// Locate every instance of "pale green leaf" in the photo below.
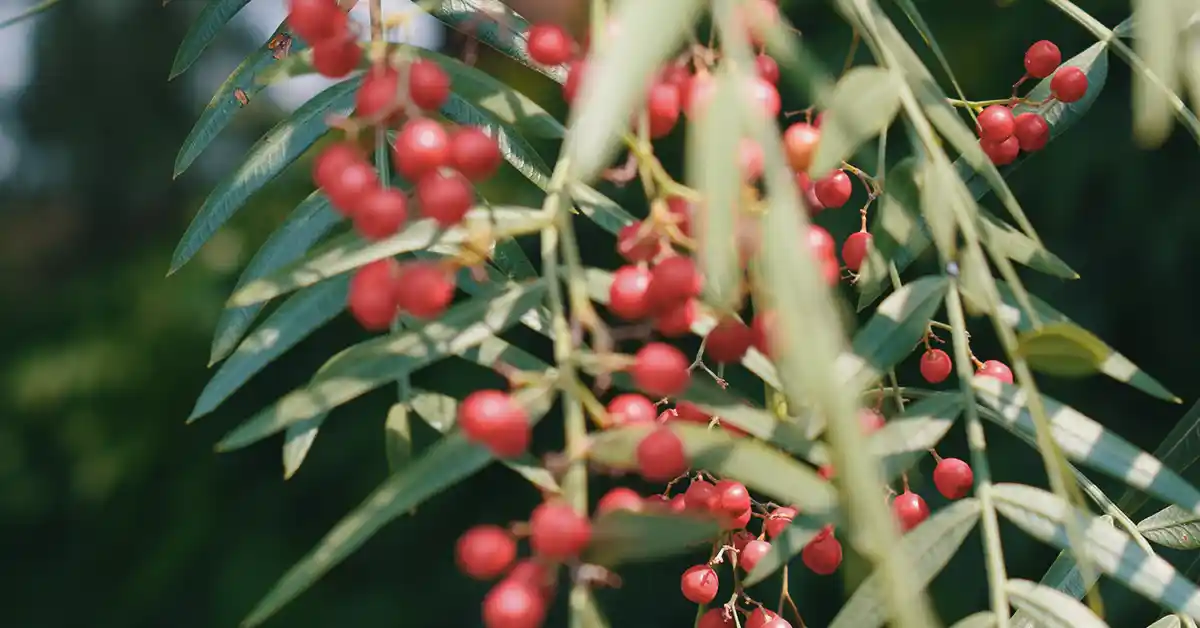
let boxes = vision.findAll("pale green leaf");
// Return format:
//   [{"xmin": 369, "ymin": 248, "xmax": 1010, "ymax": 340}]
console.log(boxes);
[
  {"xmin": 811, "ymin": 66, "xmax": 903, "ymax": 175},
  {"xmin": 689, "ymin": 68, "xmax": 743, "ymax": 313},
  {"xmin": 1015, "ymin": 323, "xmax": 1111, "ymax": 378},
  {"xmin": 917, "ymin": 159, "xmax": 959, "ymax": 264},
  {"xmin": 0, "ymin": 0, "xmax": 62, "ymax": 32},
  {"xmin": 384, "ymin": 403, "xmax": 413, "ymax": 474},
  {"xmin": 1005, "ymin": 579, "xmax": 1110, "ymax": 628},
  {"xmin": 282, "ymin": 413, "xmax": 325, "ymax": 480},
  {"xmin": 1147, "ymin": 616, "xmax": 1183, "ymax": 628},
  {"xmin": 841, "ymin": 275, "xmax": 949, "ymax": 390},
  {"xmin": 572, "ymin": 587, "xmax": 611, "ymax": 628},
  {"xmin": 975, "ymin": 209, "xmax": 1078, "ymax": 280},
  {"xmin": 740, "ymin": 517, "xmax": 824, "ymax": 586},
  {"xmin": 585, "ymin": 511, "xmax": 722, "ymax": 566},
  {"xmin": 951, "ymin": 612, "xmax": 998, "ymax": 628},
  {"xmin": 170, "ymin": 0, "xmax": 252, "ymax": 78},
  {"xmin": 1130, "ymin": 0, "xmax": 1180, "ymax": 146},
  {"xmin": 1138, "ymin": 505, "xmax": 1200, "ymax": 549},
  {"xmin": 855, "ymin": 158, "xmax": 927, "ymax": 311},
  {"xmin": 430, "ymin": 0, "xmax": 567, "ymax": 83}
]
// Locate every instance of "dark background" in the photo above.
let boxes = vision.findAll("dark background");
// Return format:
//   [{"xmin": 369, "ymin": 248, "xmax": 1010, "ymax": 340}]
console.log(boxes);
[{"xmin": 2, "ymin": 0, "xmax": 1198, "ymax": 626}]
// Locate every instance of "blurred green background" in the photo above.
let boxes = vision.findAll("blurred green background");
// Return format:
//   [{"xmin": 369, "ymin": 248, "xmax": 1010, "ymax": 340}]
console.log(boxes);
[{"xmin": 3, "ymin": 0, "xmax": 1199, "ymax": 626}]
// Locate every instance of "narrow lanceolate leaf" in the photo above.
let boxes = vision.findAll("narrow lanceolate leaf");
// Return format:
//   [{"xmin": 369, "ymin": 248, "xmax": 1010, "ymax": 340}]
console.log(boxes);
[
  {"xmin": 174, "ymin": 21, "xmax": 309, "ymax": 177},
  {"xmin": 810, "ymin": 66, "xmax": 903, "ymax": 175},
  {"xmin": 1013, "ymin": 545, "xmax": 1102, "ymax": 628},
  {"xmin": 975, "ymin": 209, "xmax": 1077, "ymax": 280},
  {"xmin": 564, "ymin": 0, "xmax": 706, "ymax": 180},
  {"xmin": 973, "ymin": 377, "xmax": 1200, "ymax": 516},
  {"xmin": 170, "ymin": 0, "xmax": 253, "ymax": 79},
  {"xmin": 383, "ymin": 403, "xmax": 413, "ymax": 474},
  {"xmin": 856, "ymin": 158, "xmax": 927, "ymax": 311},
  {"xmin": 740, "ymin": 517, "xmax": 825, "ymax": 586},
  {"xmin": 1005, "ymin": 579, "xmax": 1110, "ymax": 628},
  {"xmin": 952, "ymin": 613, "xmax": 998, "ymax": 628},
  {"xmin": 240, "ymin": 384, "xmax": 557, "ymax": 628},
  {"xmin": 1138, "ymin": 505, "xmax": 1200, "ymax": 549},
  {"xmin": 282, "ymin": 414, "xmax": 326, "ymax": 480},
  {"xmin": 216, "ymin": 280, "xmax": 548, "ymax": 451},
  {"xmin": 573, "ymin": 588, "xmax": 611, "ymax": 628},
  {"xmin": 209, "ymin": 192, "xmax": 342, "ymax": 364},
  {"xmin": 1015, "ymin": 323, "xmax": 1111, "ymax": 378},
  {"xmin": 827, "ymin": 499, "xmax": 981, "ymax": 628},
  {"xmin": 228, "ymin": 207, "xmax": 545, "ymax": 307},
  {"xmin": 440, "ymin": 92, "xmax": 550, "ymax": 189},
  {"xmin": 170, "ymin": 77, "xmax": 361, "ymax": 274},
  {"xmin": 1119, "ymin": 399, "xmax": 1200, "ymax": 517},
  {"xmin": 1130, "ymin": 0, "xmax": 1180, "ymax": 147},
  {"xmin": 191, "ymin": 275, "xmax": 350, "ymax": 422},
  {"xmin": 1146, "ymin": 616, "xmax": 1183, "ymax": 628},
  {"xmin": 689, "ymin": 69, "xmax": 743, "ymax": 313},
  {"xmin": 429, "ymin": 0, "xmax": 568, "ymax": 83},
  {"xmin": 570, "ymin": 183, "xmax": 636, "ymax": 236},
  {"xmin": 585, "ymin": 511, "xmax": 722, "ymax": 566},
  {"xmin": 992, "ymin": 483, "xmax": 1200, "ymax": 618},
  {"xmin": 840, "ymin": 275, "xmax": 949, "ymax": 390},
  {"xmin": 588, "ymin": 423, "xmax": 839, "ymax": 516},
  {"xmin": 870, "ymin": 392, "xmax": 964, "ymax": 479}
]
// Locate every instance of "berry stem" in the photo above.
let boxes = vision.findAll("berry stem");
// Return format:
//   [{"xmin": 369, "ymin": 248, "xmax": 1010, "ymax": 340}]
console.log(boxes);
[{"xmin": 945, "ymin": 96, "xmax": 1034, "ymax": 111}]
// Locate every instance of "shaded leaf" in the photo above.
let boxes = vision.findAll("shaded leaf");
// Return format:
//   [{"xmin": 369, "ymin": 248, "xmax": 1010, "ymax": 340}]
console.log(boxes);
[
  {"xmin": 1119, "ymin": 399, "xmax": 1200, "ymax": 517},
  {"xmin": 975, "ymin": 209, "xmax": 1077, "ymax": 280},
  {"xmin": 856, "ymin": 158, "xmax": 928, "ymax": 311},
  {"xmin": 841, "ymin": 275, "xmax": 949, "ymax": 390},
  {"xmin": 171, "ymin": 0, "xmax": 252, "ymax": 78},
  {"xmin": 441, "ymin": 91, "xmax": 551, "ymax": 189},
  {"xmin": 569, "ymin": 182, "xmax": 637, "ymax": 236},
  {"xmin": 740, "ymin": 516, "xmax": 824, "ymax": 586},
  {"xmin": 811, "ymin": 66, "xmax": 903, "ymax": 175},
  {"xmin": 871, "ymin": 392, "xmax": 963, "ymax": 479},
  {"xmin": 1130, "ymin": 0, "xmax": 1180, "ymax": 147},
  {"xmin": 1015, "ymin": 323, "xmax": 1111, "ymax": 378},
  {"xmin": 1006, "ymin": 579, "xmax": 1110, "ymax": 628},
  {"xmin": 585, "ymin": 511, "xmax": 722, "ymax": 567},
  {"xmin": 1138, "ymin": 505, "xmax": 1200, "ymax": 550},
  {"xmin": 430, "ymin": 0, "xmax": 567, "ymax": 83}
]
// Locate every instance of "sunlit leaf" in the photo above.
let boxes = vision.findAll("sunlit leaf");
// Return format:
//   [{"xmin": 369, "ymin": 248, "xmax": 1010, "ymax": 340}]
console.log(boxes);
[
  {"xmin": 573, "ymin": 587, "xmax": 611, "ymax": 628},
  {"xmin": 384, "ymin": 403, "xmax": 413, "ymax": 474},
  {"xmin": 689, "ymin": 68, "xmax": 743, "ymax": 313},
  {"xmin": 856, "ymin": 158, "xmax": 928, "ymax": 310},
  {"xmin": 1119, "ymin": 400, "xmax": 1200, "ymax": 516},
  {"xmin": 951, "ymin": 612, "xmax": 998, "ymax": 628},
  {"xmin": 870, "ymin": 392, "xmax": 964, "ymax": 479},
  {"xmin": 1015, "ymin": 323, "xmax": 1111, "ymax": 378},
  {"xmin": 1138, "ymin": 505, "xmax": 1200, "ymax": 550},
  {"xmin": 282, "ymin": 413, "xmax": 325, "ymax": 480},
  {"xmin": 740, "ymin": 516, "xmax": 824, "ymax": 586},
  {"xmin": 811, "ymin": 66, "xmax": 903, "ymax": 176},
  {"xmin": 1130, "ymin": 0, "xmax": 1180, "ymax": 146},
  {"xmin": 1146, "ymin": 616, "xmax": 1183, "ymax": 628},
  {"xmin": 585, "ymin": 511, "xmax": 722, "ymax": 566},
  {"xmin": 170, "ymin": 0, "xmax": 252, "ymax": 78},
  {"xmin": 440, "ymin": 91, "xmax": 551, "ymax": 189},
  {"xmin": 841, "ymin": 275, "xmax": 949, "ymax": 390},
  {"xmin": 429, "ymin": 0, "xmax": 567, "ymax": 83},
  {"xmin": 1006, "ymin": 579, "xmax": 1110, "ymax": 628}
]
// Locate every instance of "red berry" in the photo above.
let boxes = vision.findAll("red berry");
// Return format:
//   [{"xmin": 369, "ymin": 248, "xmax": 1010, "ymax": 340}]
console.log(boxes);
[
  {"xmin": 684, "ymin": 479, "xmax": 718, "ymax": 512},
  {"xmin": 981, "ymin": 136, "xmax": 1020, "ymax": 166},
  {"xmin": 616, "ymin": 222, "xmax": 658, "ymax": 263},
  {"xmin": 415, "ymin": 170, "xmax": 474, "ymax": 226},
  {"xmin": 660, "ymin": 63, "xmax": 692, "ymax": 91},
  {"xmin": 796, "ymin": 171, "xmax": 825, "ymax": 215},
  {"xmin": 705, "ymin": 318, "xmax": 754, "ymax": 363},
  {"xmin": 746, "ymin": 608, "xmax": 790, "ymax": 628},
  {"xmin": 680, "ymin": 564, "xmax": 719, "ymax": 604},
  {"xmin": 750, "ymin": 77, "xmax": 781, "ymax": 118},
  {"xmin": 859, "ymin": 408, "xmax": 885, "ymax": 434},
  {"xmin": 698, "ymin": 608, "xmax": 737, "ymax": 628},
  {"xmin": 636, "ymin": 426, "xmax": 688, "ymax": 481},
  {"xmin": 801, "ymin": 525, "xmax": 842, "ymax": 575},
  {"xmin": 841, "ymin": 231, "xmax": 872, "ymax": 272},
  {"xmin": 562, "ymin": 59, "xmax": 586, "ymax": 104},
  {"xmin": 740, "ymin": 0, "xmax": 779, "ymax": 48},
  {"xmin": 311, "ymin": 36, "xmax": 362, "ymax": 78},
  {"xmin": 1024, "ymin": 40, "xmax": 1062, "ymax": 79},
  {"xmin": 529, "ymin": 501, "xmax": 592, "ymax": 560},
  {"xmin": 672, "ymin": 402, "xmax": 711, "ymax": 426},
  {"xmin": 647, "ymin": 256, "xmax": 703, "ymax": 311},
  {"xmin": 456, "ymin": 524, "xmax": 517, "ymax": 580},
  {"xmin": 715, "ymin": 480, "xmax": 751, "ymax": 516},
  {"xmin": 756, "ymin": 54, "xmax": 780, "ymax": 84},
  {"xmin": 286, "ymin": 0, "xmax": 346, "ymax": 44},
  {"xmin": 393, "ymin": 118, "xmax": 450, "ymax": 180},
  {"xmin": 353, "ymin": 186, "xmax": 408, "ymax": 240},
  {"xmin": 449, "ymin": 126, "xmax": 502, "ymax": 182},
  {"xmin": 313, "ymin": 141, "xmax": 362, "ymax": 193},
  {"xmin": 919, "ymin": 348, "xmax": 953, "ymax": 384},
  {"xmin": 459, "ymin": 390, "xmax": 530, "ymax": 458},
  {"xmin": 721, "ymin": 505, "xmax": 753, "ymax": 531},
  {"xmin": 632, "ymin": 342, "xmax": 691, "ymax": 397},
  {"xmin": 647, "ymin": 81, "xmax": 681, "ymax": 138},
  {"xmin": 665, "ymin": 197, "xmax": 693, "ymax": 237},
  {"xmin": 324, "ymin": 159, "xmax": 378, "ymax": 216},
  {"xmin": 765, "ymin": 506, "xmax": 797, "ymax": 538},
  {"xmin": 892, "ymin": 491, "xmax": 930, "ymax": 531},
  {"xmin": 505, "ymin": 560, "xmax": 555, "ymax": 600},
  {"xmin": 596, "ymin": 487, "xmax": 644, "ymax": 515},
  {"xmin": 739, "ymin": 138, "xmax": 765, "ymax": 182},
  {"xmin": 684, "ymin": 72, "xmax": 718, "ymax": 118},
  {"xmin": 934, "ymin": 457, "xmax": 974, "ymax": 500},
  {"xmin": 976, "ymin": 105, "xmax": 1015, "ymax": 143},
  {"xmin": 808, "ymin": 225, "xmax": 836, "ymax": 260},
  {"xmin": 813, "ymin": 170, "xmax": 852, "ymax": 208},
  {"xmin": 654, "ymin": 299, "xmax": 697, "ymax": 338},
  {"xmin": 482, "ymin": 579, "xmax": 547, "ymax": 628},
  {"xmin": 978, "ymin": 359, "xmax": 1014, "ymax": 384},
  {"xmin": 818, "ymin": 464, "xmax": 835, "ymax": 480},
  {"xmin": 1050, "ymin": 66, "xmax": 1088, "ymax": 103},
  {"xmin": 822, "ymin": 256, "xmax": 841, "ymax": 286},
  {"xmin": 395, "ymin": 260, "xmax": 456, "ymax": 319},
  {"xmin": 527, "ymin": 22, "xmax": 575, "ymax": 66},
  {"xmin": 751, "ymin": 310, "xmax": 776, "ymax": 358},
  {"xmin": 731, "ymin": 530, "xmax": 755, "ymax": 552},
  {"xmin": 783, "ymin": 123, "xmax": 820, "ymax": 173},
  {"xmin": 356, "ymin": 66, "xmax": 399, "ymax": 121},
  {"xmin": 347, "ymin": 259, "xmax": 400, "ymax": 330},
  {"xmin": 607, "ymin": 265, "xmax": 653, "ymax": 320},
  {"xmin": 606, "ymin": 394, "xmax": 658, "ymax": 427},
  {"xmin": 1014, "ymin": 112, "xmax": 1050, "ymax": 152},
  {"xmin": 408, "ymin": 59, "xmax": 450, "ymax": 111},
  {"xmin": 740, "ymin": 539, "xmax": 772, "ymax": 572}
]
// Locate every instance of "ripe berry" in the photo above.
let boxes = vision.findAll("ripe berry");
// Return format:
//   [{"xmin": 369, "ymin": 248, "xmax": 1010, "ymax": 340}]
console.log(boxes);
[
  {"xmin": 746, "ymin": 608, "xmax": 790, "ymax": 628},
  {"xmin": 740, "ymin": 0, "xmax": 780, "ymax": 47},
  {"xmin": 740, "ymin": 539, "xmax": 772, "ymax": 572},
  {"xmin": 616, "ymin": 222, "xmax": 658, "ymax": 262},
  {"xmin": 459, "ymin": 390, "xmax": 530, "ymax": 458},
  {"xmin": 647, "ymin": 81, "xmax": 681, "ymax": 138},
  {"xmin": 527, "ymin": 22, "xmax": 574, "ymax": 66},
  {"xmin": 416, "ymin": 170, "xmax": 474, "ymax": 226},
  {"xmin": 808, "ymin": 225, "xmax": 837, "ymax": 260},
  {"xmin": 313, "ymin": 141, "xmax": 362, "ymax": 193},
  {"xmin": 1050, "ymin": 66, "xmax": 1088, "ymax": 103},
  {"xmin": 684, "ymin": 479, "xmax": 718, "ymax": 512},
  {"xmin": 393, "ymin": 118, "xmax": 450, "ymax": 180},
  {"xmin": 841, "ymin": 231, "xmax": 872, "ymax": 272},
  {"xmin": 796, "ymin": 172, "xmax": 825, "ymax": 215},
  {"xmin": 456, "ymin": 524, "xmax": 517, "ymax": 580},
  {"xmin": 739, "ymin": 138, "xmax": 766, "ymax": 182},
  {"xmin": 356, "ymin": 66, "xmax": 399, "ymax": 121},
  {"xmin": 756, "ymin": 54, "xmax": 780, "ymax": 84},
  {"xmin": 353, "ymin": 186, "xmax": 408, "ymax": 240},
  {"xmin": 892, "ymin": 491, "xmax": 930, "ymax": 532},
  {"xmin": 978, "ymin": 359, "xmax": 1014, "ymax": 384},
  {"xmin": 505, "ymin": 560, "xmax": 555, "ymax": 600},
  {"xmin": 647, "ymin": 256, "xmax": 703, "ymax": 310},
  {"xmin": 680, "ymin": 564, "xmax": 719, "ymax": 604},
  {"xmin": 698, "ymin": 608, "xmax": 737, "ymax": 628},
  {"xmin": 606, "ymin": 394, "xmax": 658, "ymax": 427},
  {"xmin": 596, "ymin": 487, "xmax": 645, "ymax": 515},
  {"xmin": 665, "ymin": 197, "xmax": 693, "ymax": 237},
  {"xmin": 684, "ymin": 72, "xmax": 718, "ymax": 118},
  {"xmin": 818, "ymin": 464, "xmax": 835, "ymax": 480},
  {"xmin": 934, "ymin": 457, "xmax": 975, "ymax": 499},
  {"xmin": 325, "ymin": 159, "xmax": 378, "ymax": 216},
  {"xmin": 396, "ymin": 260, "xmax": 456, "ymax": 319},
  {"xmin": 750, "ymin": 77, "xmax": 781, "ymax": 118},
  {"xmin": 449, "ymin": 126, "xmax": 502, "ymax": 182},
  {"xmin": 765, "ymin": 506, "xmax": 797, "ymax": 538},
  {"xmin": 1014, "ymin": 112, "xmax": 1050, "ymax": 152},
  {"xmin": 715, "ymin": 480, "xmax": 751, "ymax": 516},
  {"xmin": 347, "ymin": 259, "xmax": 400, "ymax": 330},
  {"xmin": 607, "ymin": 265, "xmax": 652, "ymax": 320},
  {"xmin": 859, "ymin": 408, "xmax": 885, "ymax": 434},
  {"xmin": 976, "ymin": 105, "xmax": 1016, "ymax": 143},
  {"xmin": 636, "ymin": 426, "xmax": 688, "ymax": 481},
  {"xmin": 813, "ymin": 170, "xmax": 853, "ymax": 208},
  {"xmin": 731, "ymin": 530, "xmax": 755, "ymax": 552},
  {"xmin": 312, "ymin": 37, "xmax": 362, "ymax": 78},
  {"xmin": 672, "ymin": 402, "xmax": 712, "ymax": 426},
  {"xmin": 919, "ymin": 348, "xmax": 953, "ymax": 384},
  {"xmin": 981, "ymin": 136, "xmax": 1020, "ymax": 166},
  {"xmin": 801, "ymin": 525, "xmax": 842, "ymax": 575},
  {"xmin": 286, "ymin": 0, "xmax": 346, "ymax": 44},
  {"xmin": 408, "ymin": 59, "xmax": 450, "ymax": 111},
  {"xmin": 783, "ymin": 123, "xmax": 820, "ymax": 173},
  {"xmin": 562, "ymin": 59, "xmax": 586, "ymax": 104},
  {"xmin": 482, "ymin": 579, "xmax": 547, "ymax": 628},
  {"xmin": 654, "ymin": 299, "xmax": 697, "ymax": 338},
  {"xmin": 751, "ymin": 310, "xmax": 776, "ymax": 358},
  {"xmin": 705, "ymin": 318, "xmax": 754, "ymax": 363},
  {"xmin": 1024, "ymin": 40, "xmax": 1062, "ymax": 79},
  {"xmin": 632, "ymin": 343, "xmax": 691, "ymax": 397},
  {"xmin": 529, "ymin": 501, "xmax": 592, "ymax": 560}
]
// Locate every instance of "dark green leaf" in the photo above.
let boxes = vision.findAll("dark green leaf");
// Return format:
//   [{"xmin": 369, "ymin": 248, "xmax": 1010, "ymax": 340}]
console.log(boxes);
[
  {"xmin": 440, "ymin": 91, "xmax": 551, "ymax": 188},
  {"xmin": 811, "ymin": 66, "xmax": 903, "ymax": 175},
  {"xmin": 429, "ymin": 0, "xmax": 567, "ymax": 83},
  {"xmin": 1138, "ymin": 505, "xmax": 1200, "ymax": 550},
  {"xmin": 569, "ymin": 183, "xmax": 637, "ymax": 236},
  {"xmin": 170, "ymin": 0, "xmax": 252, "ymax": 79},
  {"xmin": 585, "ymin": 511, "xmax": 721, "ymax": 566},
  {"xmin": 845, "ymin": 275, "xmax": 949, "ymax": 389},
  {"xmin": 856, "ymin": 158, "xmax": 928, "ymax": 311},
  {"xmin": 975, "ymin": 209, "xmax": 1078, "ymax": 280},
  {"xmin": 1006, "ymin": 579, "xmax": 1109, "ymax": 628},
  {"xmin": 1015, "ymin": 323, "xmax": 1111, "ymax": 378},
  {"xmin": 1119, "ymin": 399, "xmax": 1200, "ymax": 517}
]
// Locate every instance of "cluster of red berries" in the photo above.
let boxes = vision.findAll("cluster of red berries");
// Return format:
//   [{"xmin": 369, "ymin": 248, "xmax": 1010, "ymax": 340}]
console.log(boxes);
[
  {"xmin": 975, "ymin": 40, "xmax": 1088, "ymax": 166},
  {"xmin": 286, "ymin": 0, "xmax": 362, "ymax": 77},
  {"xmin": 917, "ymin": 346, "xmax": 1015, "ymax": 386}
]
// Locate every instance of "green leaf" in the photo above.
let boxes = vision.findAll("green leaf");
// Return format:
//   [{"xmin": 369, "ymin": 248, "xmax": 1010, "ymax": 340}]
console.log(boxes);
[
  {"xmin": 569, "ymin": 183, "xmax": 637, "ymax": 236},
  {"xmin": 869, "ymin": 393, "xmax": 964, "ymax": 479},
  {"xmin": 827, "ymin": 498, "xmax": 981, "ymax": 628},
  {"xmin": 584, "ymin": 511, "xmax": 722, "ymax": 566},
  {"xmin": 0, "ymin": 0, "xmax": 62, "ymax": 32},
  {"xmin": 587, "ymin": 423, "xmax": 838, "ymax": 516},
  {"xmin": 856, "ymin": 158, "xmax": 928, "ymax": 311},
  {"xmin": 1119, "ymin": 399, "xmax": 1200, "ymax": 516},
  {"xmin": 951, "ymin": 613, "xmax": 998, "ymax": 628},
  {"xmin": 572, "ymin": 588, "xmax": 611, "ymax": 628},
  {"xmin": 810, "ymin": 66, "xmax": 903, "ymax": 176},
  {"xmin": 1138, "ymin": 505, "xmax": 1200, "ymax": 549},
  {"xmin": 992, "ymin": 483, "xmax": 1200, "ymax": 618},
  {"xmin": 209, "ymin": 192, "xmax": 343, "ymax": 364},
  {"xmin": 1147, "ymin": 617, "xmax": 1183, "ymax": 628},
  {"xmin": 973, "ymin": 378, "xmax": 1200, "ymax": 516},
  {"xmin": 563, "ymin": 0, "xmax": 706, "ymax": 180},
  {"xmin": 170, "ymin": 0, "xmax": 252, "ymax": 79},
  {"xmin": 227, "ymin": 207, "xmax": 545, "ymax": 307},
  {"xmin": 169, "ymin": 76, "xmax": 360, "ymax": 274},
  {"xmin": 1005, "ymin": 579, "xmax": 1110, "ymax": 628},
  {"xmin": 1013, "ymin": 545, "xmax": 1102, "ymax": 628},
  {"xmin": 429, "ymin": 0, "xmax": 567, "ymax": 83},
  {"xmin": 1015, "ymin": 323, "xmax": 1111, "ymax": 378},
  {"xmin": 842, "ymin": 275, "xmax": 949, "ymax": 390},
  {"xmin": 216, "ymin": 279, "xmax": 548, "ymax": 451},
  {"xmin": 240, "ymin": 384, "xmax": 557, "ymax": 628},
  {"xmin": 174, "ymin": 21, "xmax": 307, "ymax": 177},
  {"xmin": 975, "ymin": 209, "xmax": 1077, "ymax": 280},
  {"xmin": 740, "ymin": 517, "xmax": 824, "ymax": 586},
  {"xmin": 282, "ymin": 413, "xmax": 326, "ymax": 480},
  {"xmin": 384, "ymin": 403, "xmax": 414, "ymax": 474},
  {"xmin": 1130, "ymin": 0, "xmax": 1180, "ymax": 147},
  {"xmin": 190, "ymin": 274, "xmax": 350, "ymax": 422},
  {"xmin": 440, "ymin": 91, "xmax": 551, "ymax": 189}
]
